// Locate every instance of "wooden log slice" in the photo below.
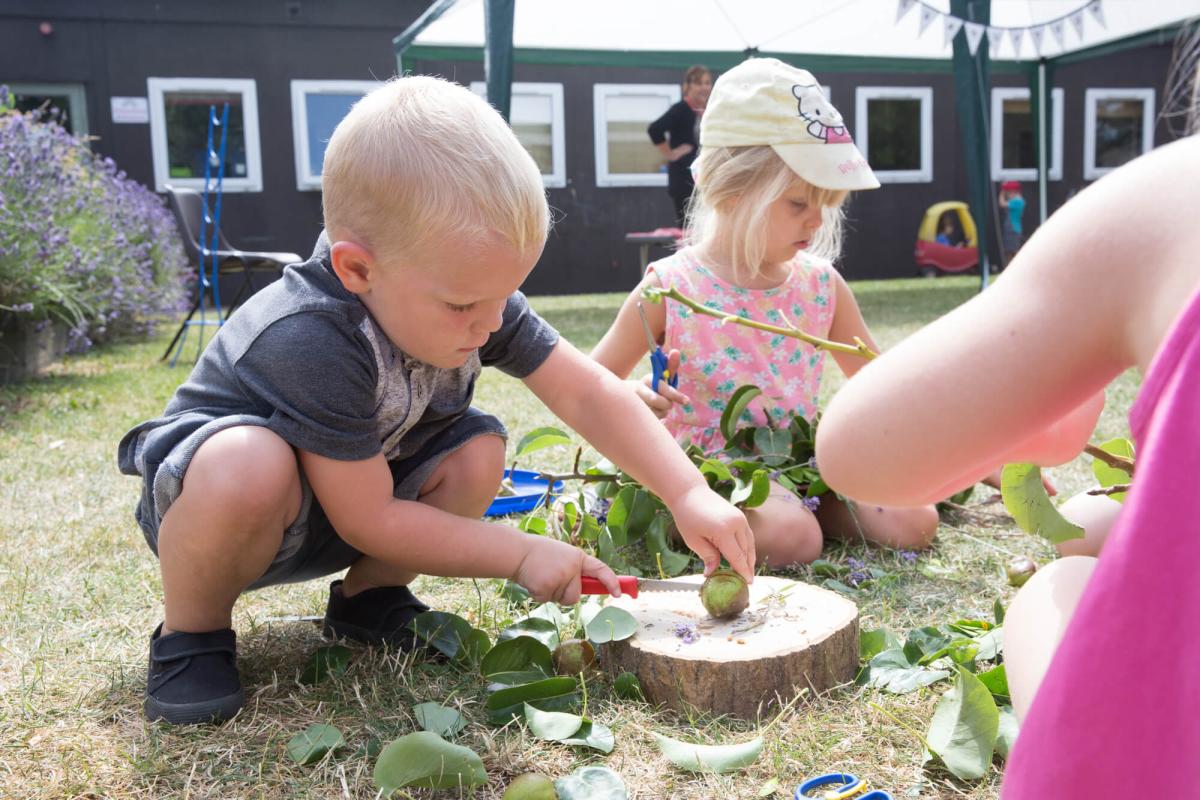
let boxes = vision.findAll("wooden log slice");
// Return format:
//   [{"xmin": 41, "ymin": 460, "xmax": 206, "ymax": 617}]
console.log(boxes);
[{"xmin": 603, "ymin": 575, "xmax": 858, "ymax": 719}]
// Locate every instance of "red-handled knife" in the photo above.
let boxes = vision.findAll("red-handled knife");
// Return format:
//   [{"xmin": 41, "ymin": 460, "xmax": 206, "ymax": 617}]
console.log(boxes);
[{"xmin": 580, "ymin": 576, "xmax": 701, "ymax": 599}]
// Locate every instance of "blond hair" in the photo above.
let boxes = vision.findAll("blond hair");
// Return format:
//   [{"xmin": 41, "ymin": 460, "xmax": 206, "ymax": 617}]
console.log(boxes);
[
  {"xmin": 686, "ymin": 145, "xmax": 847, "ymax": 284},
  {"xmin": 321, "ymin": 75, "xmax": 549, "ymax": 261}
]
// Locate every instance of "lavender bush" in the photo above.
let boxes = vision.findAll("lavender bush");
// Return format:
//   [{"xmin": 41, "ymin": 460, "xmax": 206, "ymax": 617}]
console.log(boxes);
[{"xmin": 0, "ymin": 86, "xmax": 189, "ymax": 352}]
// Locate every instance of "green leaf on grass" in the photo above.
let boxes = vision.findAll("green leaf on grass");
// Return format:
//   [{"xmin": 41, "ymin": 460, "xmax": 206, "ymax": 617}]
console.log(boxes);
[
  {"xmin": 412, "ymin": 702, "xmax": 467, "ymax": 738},
  {"xmin": 585, "ymin": 607, "xmax": 637, "ymax": 644},
  {"xmin": 904, "ymin": 626, "xmax": 953, "ymax": 664},
  {"xmin": 613, "ymin": 672, "xmax": 643, "ymax": 700},
  {"xmin": 1091, "ymin": 437, "xmax": 1134, "ymax": 502},
  {"xmin": 523, "ymin": 702, "xmax": 583, "ymax": 739},
  {"xmin": 555, "ymin": 765, "xmax": 628, "ymax": 800},
  {"xmin": 720, "ymin": 385, "xmax": 762, "ymax": 443},
  {"xmin": 481, "ymin": 635, "xmax": 553, "ymax": 678},
  {"xmin": 860, "ymin": 628, "xmax": 902, "ymax": 661},
  {"xmin": 515, "ymin": 427, "xmax": 572, "ymax": 458},
  {"xmin": 925, "ymin": 665, "xmax": 999, "ymax": 780},
  {"xmin": 499, "ymin": 617, "xmax": 560, "ymax": 649},
  {"xmin": 410, "ymin": 611, "xmax": 482, "ymax": 661},
  {"xmin": 373, "ymin": 731, "xmax": 487, "ymax": 793},
  {"xmin": 977, "ymin": 664, "xmax": 1009, "ymax": 702},
  {"xmin": 1001, "ymin": 463, "xmax": 1084, "ymax": 544},
  {"xmin": 858, "ymin": 649, "xmax": 951, "ymax": 694},
  {"xmin": 500, "ymin": 580, "xmax": 531, "ymax": 605},
  {"xmin": 287, "ymin": 723, "xmax": 344, "ymax": 765},
  {"xmin": 486, "ymin": 676, "xmax": 579, "ymax": 725},
  {"xmin": 562, "ymin": 720, "xmax": 616, "ymax": 753},
  {"xmin": 486, "ymin": 670, "xmax": 557, "ymax": 690},
  {"xmin": 299, "ymin": 645, "xmax": 352, "ymax": 685},
  {"xmin": 528, "ymin": 602, "xmax": 570, "ymax": 628},
  {"xmin": 993, "ymin": 598, "xmax": 1006, "ymax": 625},
  {"xmin": 652, "ymin": 732, "xmax": 763, "ymax": 773},
  {"xmin": 995, "ymin": 705, "xmax": 1019, "ymax": 759}
]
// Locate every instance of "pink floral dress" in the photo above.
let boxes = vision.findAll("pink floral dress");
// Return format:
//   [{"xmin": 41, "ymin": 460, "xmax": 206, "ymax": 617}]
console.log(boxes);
[{"xmin": 648, "ymin": 246, "xmax": 838, "ymax": 453}]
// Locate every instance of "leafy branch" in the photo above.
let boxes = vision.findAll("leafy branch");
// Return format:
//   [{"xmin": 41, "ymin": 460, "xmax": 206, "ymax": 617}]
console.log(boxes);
[
  {"xmin": 643, "ymin": 285, "xmax": 878, "ymax": 361},
  {"xmin": 1083, "ymin": 443, "xmax": 1135, "ymax": 475}
]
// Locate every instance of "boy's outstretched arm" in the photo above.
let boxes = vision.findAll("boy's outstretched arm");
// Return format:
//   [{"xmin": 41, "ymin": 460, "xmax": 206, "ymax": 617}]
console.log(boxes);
[
  {"xmin": 298, "ymin": 450, "xmax": 621, "ymax": 604},
  {"xmin": 525, "ymin": 339, "xmax": 756, "ymax": 581}
]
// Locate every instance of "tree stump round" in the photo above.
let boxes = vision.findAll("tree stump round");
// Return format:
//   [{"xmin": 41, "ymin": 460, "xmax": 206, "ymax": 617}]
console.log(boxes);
[{"xmin": 602, "ymin": 575, "xmax": 859, "ymax": 720}]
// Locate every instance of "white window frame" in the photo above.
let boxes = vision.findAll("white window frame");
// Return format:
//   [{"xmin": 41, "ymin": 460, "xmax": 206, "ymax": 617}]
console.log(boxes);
[
  {"xmin": 991, "ymin": 87, "xmax": 1064, "ymax": 181},
  {"xmin": 854, "ymin": 86, "xmax": 933, "ymax": 184},
  {"xmin": 593, "ymin": 83, "xmax": 680, "ymax": 188},
  {"xmin": 1084, "ymin": 88, "xmax": 1155, "ymax": 180},
  {"xmin": 8, "ymin": 81, "xmax": 88, "ymax": 137},
  {"xmin": 147, "ymin": 77, "xmax": 262, "ymax": 193},
  {"xmin": 470, "ymin": 81, "xmax": 566, "ymax": 189},
  {"xmin": 290, "ymin": 80, "xmax": 379, "ymax": 191}
]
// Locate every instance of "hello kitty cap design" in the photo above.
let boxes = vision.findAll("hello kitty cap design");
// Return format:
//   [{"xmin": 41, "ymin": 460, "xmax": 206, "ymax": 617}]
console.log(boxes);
[{"xmin": 700, "ymin": 57, "xmax": 880, "ymax": 191}]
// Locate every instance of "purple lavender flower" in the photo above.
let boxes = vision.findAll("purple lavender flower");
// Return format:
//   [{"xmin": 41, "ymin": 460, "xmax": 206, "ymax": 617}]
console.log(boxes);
[
  {"xmin": 899, "ymin": 549, "xmax": 919, "ymax": 564},
  {"xmin": 591, "ymin": 497, "xmax": 612, "ymax": 526},
  {"xmin": 673, "ymin": 622, "xmax": 700, "ymax": 644},
  {"xmin": 801, "ymin": 495, "xmax": 821, "ymax": 512}
]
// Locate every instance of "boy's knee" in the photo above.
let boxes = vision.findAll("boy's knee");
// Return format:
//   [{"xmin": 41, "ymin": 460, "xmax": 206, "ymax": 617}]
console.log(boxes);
[
  {"xmin": 751, "ymin": 500, "xmax": 823, "ymax": 568},
  {"xmin": 185, "ymin": 426, "xmax": 300, "ymax": 522},
  {"xmin": 441, "ymin": 434, "xmax": 505, "ymax": 489},
  {"xmin": 901, "ymin": 505, "xmax": 940, "ymax": 549}
]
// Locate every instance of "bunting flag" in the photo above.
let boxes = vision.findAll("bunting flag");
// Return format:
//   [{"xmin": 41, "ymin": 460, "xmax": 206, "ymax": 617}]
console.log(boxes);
[
  {"xmin": 964, "ymin": 22, "xmax": 987, "ymax": 55},
  {"xmin": 893, "ymin": 0, "xmax": 1107, "ymax": 58},
  {"xmin": 1009, "ymin": 27, "xmax": 1025, "ymax": 58},
  {"xmin": 943, "ymin": 15, "xmax": 964, "ymax": 48},
  {"xmin": 1069, "ymin": 10, "xmax": 1086, "ymax": 39},
  {"xmin": 1030, "ymin": 24, "xmax": 1046, "ymax": 56},
  {"xmin": 917, "ymin": 4, "xmax": 939, "ymax": 36},
  {"xmin": 1050, "ymin": 19, "xmax": 1067, "ymax": 49}
]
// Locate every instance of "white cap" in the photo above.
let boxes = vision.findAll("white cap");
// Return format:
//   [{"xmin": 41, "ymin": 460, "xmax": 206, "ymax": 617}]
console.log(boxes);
[{"xmin": 701, "ymin": 58, "xmax": 880, "ymax": 191}]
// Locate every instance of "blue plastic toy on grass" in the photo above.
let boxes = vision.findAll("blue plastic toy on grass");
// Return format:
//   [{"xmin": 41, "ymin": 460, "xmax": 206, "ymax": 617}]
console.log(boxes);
[
  {"xmin": 795, "ymin": 772, "xmax": 892, "ymax": 800},
  {"xmin": 484, "ymin": 469, "xmax": 563, "ymax": 517}
]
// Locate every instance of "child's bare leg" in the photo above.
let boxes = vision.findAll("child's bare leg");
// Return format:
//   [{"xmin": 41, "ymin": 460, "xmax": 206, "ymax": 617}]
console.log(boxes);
[
  {"xmin": 340, "ymin": 433, "xmax": 505, "ymax": 596},
  {"xmin": 158, "ymin": 426, "xmax": 302, "ymax": 634},
  {"xmin": 744, "ymin": 483, "xmax": 823, "ymax": 568},
  {"xmin": 817, "ymin": 497, "xmax": 939, "ymax": 550},
  {"xmin": 1056, "ymin": 492, "xmax": 1122, "ymax": 558},
  {"xmin": 1004, "ymin": 556, "xmax": 1096, "ymax": 720}
]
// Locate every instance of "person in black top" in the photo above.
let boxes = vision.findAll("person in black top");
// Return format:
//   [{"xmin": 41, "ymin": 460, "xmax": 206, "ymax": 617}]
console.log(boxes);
[{"xmin": 647, "ymin": 65, "xmax": 712, "ymax": 227}]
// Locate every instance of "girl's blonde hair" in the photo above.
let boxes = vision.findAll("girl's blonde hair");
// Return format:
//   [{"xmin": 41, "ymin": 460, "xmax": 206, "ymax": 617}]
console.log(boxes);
[
  {"xmin": 322, "ymin": 75, "xmax": 549, "ymax": 261},
  {"xmin": 686, "ymin": 145, "xmax": 847, "ymax": 285}
]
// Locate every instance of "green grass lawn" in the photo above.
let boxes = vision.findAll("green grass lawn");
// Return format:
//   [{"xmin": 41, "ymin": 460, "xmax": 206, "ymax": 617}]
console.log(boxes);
[{"xmin": 0, "ymin": 276, "xmax": 1140, "ymax": 799}]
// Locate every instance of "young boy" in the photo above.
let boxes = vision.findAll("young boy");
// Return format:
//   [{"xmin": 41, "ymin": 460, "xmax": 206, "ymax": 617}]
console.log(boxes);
[{"xmin": 118, "ymin": 76, "xmax": 755, "ymax": 726}]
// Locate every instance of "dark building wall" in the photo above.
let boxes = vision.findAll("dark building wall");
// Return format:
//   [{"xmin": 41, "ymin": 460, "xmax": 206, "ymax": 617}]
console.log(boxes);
[
  {"xmin": 0, "ymin": 0, "xmax": 430, "ymax": 260},
  {"xmin": 0, "ymin": 2, "xmax": 1184, "ymax": 292}
]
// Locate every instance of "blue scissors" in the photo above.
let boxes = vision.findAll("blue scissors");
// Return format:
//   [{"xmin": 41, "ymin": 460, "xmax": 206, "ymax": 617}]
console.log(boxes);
[
  {"xmin": 795, "ymin": 772, "xmax": 892, "ymax": 800},
  {"xmin": 637, "ymin": 301, "xmax": 679, "ymax": 393}
]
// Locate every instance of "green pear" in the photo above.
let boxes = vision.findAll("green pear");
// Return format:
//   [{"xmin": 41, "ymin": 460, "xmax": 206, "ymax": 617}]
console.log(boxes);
[{"xmin": 700, "ymin": 569, "xmax": 750, "ymax": 619}]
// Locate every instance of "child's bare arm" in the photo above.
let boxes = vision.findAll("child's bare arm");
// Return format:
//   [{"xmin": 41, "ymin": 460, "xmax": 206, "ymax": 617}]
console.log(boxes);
[
  {"xmin": 816, "ymin": 137, "xmax": 1200, "ymax": 507},
  {"xmin": 526, "ymin": 339, "xmax": 756, "ymax": 580},
  {"xmin": 826, "ymin": 271, "xmax": 881, "ymax": 379},
  {"xmin": 297, "ymin": 449, "xmax": 621, "ymax": 603}
]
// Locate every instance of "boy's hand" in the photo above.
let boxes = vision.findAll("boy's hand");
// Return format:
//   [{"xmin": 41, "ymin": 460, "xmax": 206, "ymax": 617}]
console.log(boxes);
[
  {"xmin": 632, "ymin": 349, "xmax": 690, "ymax": 419},
  {"xmin": 668, "ymin": 485, "xmax": 756, "ymax": 582},
  {"xmin": 513, "ymin": 536, "xmax": 621, "ymax": 605}
]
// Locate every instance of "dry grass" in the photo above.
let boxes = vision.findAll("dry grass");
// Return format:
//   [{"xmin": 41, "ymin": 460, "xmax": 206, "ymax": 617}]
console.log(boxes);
[{"xmin": 0, "ymin": 277, "xmax": 1140, "ymax": 798}]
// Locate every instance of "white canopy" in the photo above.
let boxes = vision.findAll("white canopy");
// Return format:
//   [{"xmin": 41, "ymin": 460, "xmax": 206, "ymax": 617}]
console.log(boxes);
[{"xmin": 407, "ymin": 0, "xmax": 1199, "ymax": 62}]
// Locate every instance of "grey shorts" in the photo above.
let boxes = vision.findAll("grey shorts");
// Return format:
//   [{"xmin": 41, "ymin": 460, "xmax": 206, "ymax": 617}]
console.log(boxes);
[{"xmin": 134, "ymin": 408, "xmax": 506, "ymax": 591}]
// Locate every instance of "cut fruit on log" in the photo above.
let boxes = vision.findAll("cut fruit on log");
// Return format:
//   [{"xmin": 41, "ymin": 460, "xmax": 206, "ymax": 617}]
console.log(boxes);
[{"xmin": 603, "ymin": 575, "xmax": 858, "ymax": 720}]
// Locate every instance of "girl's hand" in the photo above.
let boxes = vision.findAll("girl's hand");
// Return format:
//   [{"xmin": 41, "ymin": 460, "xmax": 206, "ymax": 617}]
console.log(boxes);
[
  {"xmin": 667, "ymin": 484, "xmax": 756, "ymax": 582},
  {"xmin": 631, "ymin": 349, "xmax": 690, "ymax": 418},
  {"xmin": 512, "ymin": 536, "xmax": 621, "ymax": 605}
]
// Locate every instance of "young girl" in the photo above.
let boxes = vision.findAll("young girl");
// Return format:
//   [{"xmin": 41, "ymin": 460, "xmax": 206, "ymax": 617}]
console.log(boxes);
[
  {"xmin": 593, "ymin": 58, "xmax": 938, "ymax": 569},
  {"xmin": 814, "ymin": 49, "xmax": 1200, "ymax": 794}
]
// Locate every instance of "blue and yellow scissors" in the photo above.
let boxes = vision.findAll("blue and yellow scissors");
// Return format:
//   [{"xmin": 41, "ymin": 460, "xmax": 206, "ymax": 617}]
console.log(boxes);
[
  {"xmin": 637, "ymin": 301, "xmax": 679, "ymax": 393},
  {"xmin": 795, "ymin": 772, "xmax": 892, "ymax": 800}
]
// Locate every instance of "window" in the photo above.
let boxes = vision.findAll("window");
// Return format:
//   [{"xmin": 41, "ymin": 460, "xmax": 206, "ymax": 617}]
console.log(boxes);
[
  {"xmin": 855, "ymin": 87, "xmax": 933, "ymax": 183},
  {"xmin": 147, "ymin": 77, "xmax": 262, "ymax": 192},
  {"xmin": 1084, "ymin": 88, "xmax": 1154, "ymax": 179},
  {"xmin": 593, "ymin": 84, "xmax": 680, "ymax": 187},
  {"xmin": 5, "ymin": 82, "xmax": 87, "ymax": 137},
  {"xmin": 470, "ymin": 82, "xmax": 566, "ymax": 188},
  {"xmin": 991, "ymin": 87, "xmax": 1064, "ymax": 181},
  {"xmin": 290, "ymin": 80, "xmax": 379, "ymax": 191}
]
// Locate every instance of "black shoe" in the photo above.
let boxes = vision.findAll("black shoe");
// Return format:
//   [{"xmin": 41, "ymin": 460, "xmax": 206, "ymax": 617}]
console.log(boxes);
[
  {"xmin": 322, "ymin": 580, "xmax": 430, "ymax": 650},
  {"xmin": 144, "ymin": 624, "xmax": 245, "ymax": 725}
]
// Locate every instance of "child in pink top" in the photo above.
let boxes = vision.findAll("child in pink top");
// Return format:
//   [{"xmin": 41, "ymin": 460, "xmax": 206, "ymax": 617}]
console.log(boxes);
[
  {"xmin": 815, "ymin": 128, "xmax": 1200, "ymax": 791},
  {"xmin": 593, "ymin": 58, "xmax": 938, "ymax": 569}
]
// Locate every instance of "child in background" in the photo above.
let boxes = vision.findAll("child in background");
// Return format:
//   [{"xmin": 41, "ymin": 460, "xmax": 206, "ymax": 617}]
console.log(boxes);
[
  {"xmin": 998, "ymin": 179, "xmax": 1026, "ymax": 261},
  {"xmin": 815, "ymin": 123, "xmax": 1200, "ymax": 794},
  {"xmin": 593, "ymin": 58, "xmax": 938, "ymax": 569},
  {"xmin": 935, "ymin": 212, "xmax": 962, "ymax": 247},
  {"xmin": 118, "ymin": 76, "xmax": 754, "ymax": 726}
]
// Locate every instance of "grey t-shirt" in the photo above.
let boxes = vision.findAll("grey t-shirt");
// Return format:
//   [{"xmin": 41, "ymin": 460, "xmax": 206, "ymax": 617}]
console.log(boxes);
[{"xmin": 118, "ymin": 232, "xmax": 559, "ymax": 481}]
